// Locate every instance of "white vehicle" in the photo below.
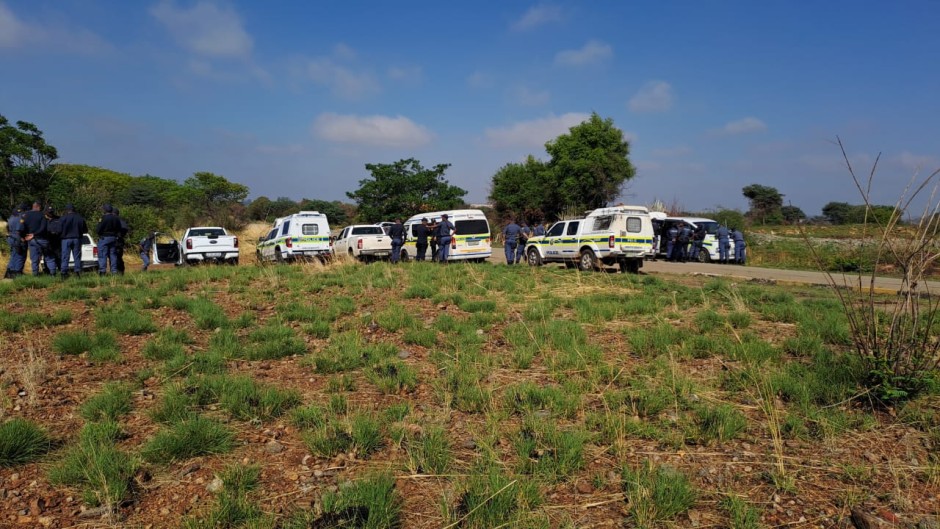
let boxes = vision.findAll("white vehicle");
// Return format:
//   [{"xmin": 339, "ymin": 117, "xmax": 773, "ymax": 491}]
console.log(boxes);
[
  {"xmin": 655, "ymin": 216, "xmax": 733, "ymax": 262},
  {"xmin": 150, "ymin": 232, "xmax": 182, "ymax": 266},
  {"xmin": 257, "ymin": 211, "xmax": 331, "ymax": 263},
  {"xmin": 524, "ymin": 205, "xmax": 654, "ymax": 273},
  {"xmin": 79, "ymin": 234, "xmax": 98, "ymax": 270},
  {"xmin": 180, "ymin": 227, "xmax": 239, "ymax": 265},
  {"xmin": 402, "ymin": 209, "xmax": 491, "ymax": 262},
  {"xmin": 333, "ymin": 225, "xmax": 392, "ymax": 261}
]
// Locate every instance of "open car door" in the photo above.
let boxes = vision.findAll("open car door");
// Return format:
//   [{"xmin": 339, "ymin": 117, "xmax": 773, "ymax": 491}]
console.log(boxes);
[{"xmin": 152, "ymin": 232, "xmax": 181, "ymax": 265}]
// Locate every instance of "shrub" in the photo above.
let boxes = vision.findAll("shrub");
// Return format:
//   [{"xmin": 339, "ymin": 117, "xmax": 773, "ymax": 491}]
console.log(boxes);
[
  {"xmin": 80, "ymin": 383, "xmax": 134, "ymax": 422},
  {"xmin": 317, "ymin": 474, "xmax": 401, "ymax": 529},
  {"xmin": 450, "ymin": 465, "xmax": 542, "ymax": 529},
  {"xmin": 406, "ymin": 426, "xmax": 452, "ymax": 475},
  {"xmin": 514, "ymin": 421, "xmax": 588, "ymax": 482},
  {"xmin": 53, "ymin": 330, "xmax": 95, "ymax": 356},
  {"xmin": 622, "ymin": 460, "xmax": 696, "ymax": 528},
  {"xmin": 142, "ymin": 416, "xmax": 235, "ymax": 464},
  {"xmin": 48, "ymin": 422, "xmax": 138, "ymax": 507},
  {"xmin": 693, "ymin": 404, "xmax": 747, "ymax": 444},
  {"xmin": 0, "ymin": 418, "xmax": 51, "ymax": 467},
  {"xmin": 366, "ymin": 359, "xmax": 417, "ymax": 394}
]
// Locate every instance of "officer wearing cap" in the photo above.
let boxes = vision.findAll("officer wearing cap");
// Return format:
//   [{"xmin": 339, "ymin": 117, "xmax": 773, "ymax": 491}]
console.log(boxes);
[
  {"xmin": 413, "ymin": 218, "xmax": 430, "ymax": 261},
  {"xmin": 59, "ymin": 204, "xmax": 88, "ymax": 278},
  {"xmin": 388, "ymin": 218, "xmax": 405, "ymax": 263},
  {"xmin": 516, "ymin": 221, "xmax": 530, "ymax": 264},
  {"xmin": 96, "ymin": 204, "xmax": 122, "ymax": 274},
  {"xmin": 437, "ymin": 213, "xmax": 454, "ymax": 263},
  {"xmin": 113, "ymin": 207, "xmax": 129, "ymax": 274},
  {"xmin": 503, "ymin": 218, "xmax": 521, "ymax": 265},
  {"xmin": 44, "ymin": 205, "xmax": 62, "ymax": 274},
  {"xmin": 716, "ymin": 223, "xmax": 730, "ymax": 264},
  {"xmin": 4, "ymin": 203, "xmax": 28, "ymax": 278},
  {"xmin": 23, "ymin": 201, "xmax": 57, "ymax": 276}
]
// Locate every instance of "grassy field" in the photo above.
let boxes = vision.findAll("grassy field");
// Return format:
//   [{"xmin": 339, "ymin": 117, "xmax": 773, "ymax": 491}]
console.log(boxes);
[{"xmin": 0, "ymin": 259, "xmax": 938, "ymax": 528}]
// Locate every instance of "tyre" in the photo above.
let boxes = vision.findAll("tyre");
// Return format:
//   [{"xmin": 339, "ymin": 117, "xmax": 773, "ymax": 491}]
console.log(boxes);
[
  {"xmin": 526, "ymin": 247, "xmax": 543, "ymax": 267},
  {"xmin": 697, "ymin": 249, "xmax": 710, "ymax": 263},
  {"xmin": 275, "ymin": 248, "xmax": 284, "ymax": 263},
  {"xmin": 578, "ymin": 249, "xmax": 598, "ymax": 272},
  {"xmin": 400, "ymin": 251, "xmax": 410, "ymax": 262},
  {"xmin": 620, "ymin": 259, "xmax": 640, "ymax": 274}
]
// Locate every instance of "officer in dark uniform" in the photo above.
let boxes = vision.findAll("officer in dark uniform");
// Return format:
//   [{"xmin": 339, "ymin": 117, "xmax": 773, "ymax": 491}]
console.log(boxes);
[
  {"xmin": 437, "ymin": 214, "xmax": 454, "ymax": 263},
  {"xmin": 139, "ymin": 232, "xmax": 155, "ymax": 271},
  {"xmin": 676, "ymin": 222, "xmax": 691, "ymax": 262},
  {"xmin": 533, "ymin": 221, "xmax": 545, "ymax": 237},
  {"xmin": 113, "ymin": 207, "xmax": 129, "ymax": 274},
  {"xmin": 428, "ymin": 218, "xmax": 439, "ymax": 261},
  {"xmin": 413, "ymin": 218, "xmax": 430, "ymax": 261},
  {"xmin": 690, "ymin": 224, "xmax": 706, "ymax": 262},
  {"xmin": 732, "ymin": 227, "xmax": 746, "ymax": 265},
  {"xmin": 388, "ymin": 218, "xmax": 405, "ymax": 263},
  {"xmin": 45, "ymin": 206, "xmax": 62, "ymax": 274},
  {"xmin": 23, "ymin": 201, "xmax": 57, "ymax": 276},
  {"xmin": 716, "ymin": 224, "xmax": 730, "ymax": 264},
  {"xmin": 503, "ymin": 218, "xmax": 521, "ymax": 265},
  {"xmin": 516, "ymin": 221, "xmax": 530, "ymax": 264},
  {"xmin": 96, "ymin": 204, "xmax": 122, "ymax": 274},
  {"xmin": 4, "ymin": 203, "xmax": 28, "ymax": 278},
  {"xmin": 666, "ymin": 223, "xmax": 679, "ymax": 261},
  {"xmin": 59, "ymin": 204, "xmax": 88, "ymax": 278}
]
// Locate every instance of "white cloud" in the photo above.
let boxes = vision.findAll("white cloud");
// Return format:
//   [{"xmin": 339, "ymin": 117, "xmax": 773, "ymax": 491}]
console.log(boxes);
[
  {"xmin": 467, "ymin": 71, "xmax": 494, "ymax": 89},
  {"xmin": 898, "ymin": 151, "xmax": 940, "ymax": 172},
  {"xmin": 312, "ymin": 113, "xmax": 433, "ymax": 148},
  {"xmin": 387, "ymin": 65, "xmax": 423, "ymax": 82},
  {"xmin": 512, "ymin": 85, "xmax": 550, "ymax": 106},
  {"xmin": 484, "ymin": 112, "xmax": 590, "ymax": 148},
  {"xmin": 512, "ymin": 4, "xmax": 563, "ymax": 31},
  {"xmin": 554, "ymin": 40, "xmax": 612, "ymax": 66},
  {"xmin": 150, "ymin": 0, "xmax": 253, "ymax": 58},
  {"xmin": 714, "ymin": 117, "xmax": 767, "ymax": 136},
  {"xmin": 629, "ymin": 81, "xmax": 674, "ymax": 113},
  {"xmin": 306, "ymin": 57, "xmax": 378, "ymax": 99},
  {"xmin": 0, "ymin": 1, "xmax": 110, "ymax": 54},
  {"xmin": 650, "ymin": 145, "xmax": 691, "ymax": 157}
]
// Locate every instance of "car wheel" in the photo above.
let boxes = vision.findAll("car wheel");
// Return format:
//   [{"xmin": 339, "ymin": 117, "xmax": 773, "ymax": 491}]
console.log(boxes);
[
  {"xmin": 275, "ymin": 248, "xmax": 284, "ymax": 263},
  {"xmin": 621, "ymin": 259, "xmax": 640, "ymax": 274},
  {"xmin": 400, "ymin": 251, "xmax": 410, "ymax": 262},
  {"xmin": 526, "ymin": 247, "xmax": 542, "ymax": 267},
  {"xmin": 578, "ymin": 249, "xmax": 598, "ymax": 272},
  {"xmin": 697, "ymin": 249, "xmax": 710, "ymax": 263}
]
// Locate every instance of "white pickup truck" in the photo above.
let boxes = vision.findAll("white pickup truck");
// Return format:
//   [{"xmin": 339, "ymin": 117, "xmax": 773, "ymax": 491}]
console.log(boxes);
[
  {"xmin": 178, "ymin": 227, "xmax": 239, "ymax": 265},
  {"xmin": 333, "ymin": 225, "xmax": 392, "ymax": 262}
]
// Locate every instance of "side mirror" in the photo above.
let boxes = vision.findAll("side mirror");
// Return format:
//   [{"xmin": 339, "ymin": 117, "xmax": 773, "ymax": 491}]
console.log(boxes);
[{"xmin": 258, "ymin": 236, "xmax": 266, "ymax": 243}]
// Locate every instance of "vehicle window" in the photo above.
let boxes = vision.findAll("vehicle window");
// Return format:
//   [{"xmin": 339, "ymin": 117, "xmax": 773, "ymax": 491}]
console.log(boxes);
[
  {"xmin": 189, "ymin": 228, "xmax": 226, "ymax": 237},
  {"xmin": 566, "ymin": 221, "xmax": 580, "ymax": 236},
  {"xmin": 699, "ymin": 221, "xmax": 718, "ymax": 235},
  {"xmin": 627, "ymin": 217, "xmax": 642, "ymax": 233},
  {"xmin": 302, "ymin": 223, "xmax": 318, "ymax": 235},
  {"xmin": 267, "ymin": 229, "xmax": 277, "ymax": 240},
  {"xmin": 592, "ymin": 216, "xmax": 612, "ymax": 231},
  {"xmin": 338, "ymin": 228, "xmax": 347, "ymax": 240},
  {"xmin": 547, "ymin": 222, "xmax": 565, "ymax": 237},
  {"xmin": 82, "ymin": 235, "xmax": 91, "ymax": 245},
  {"xmin": 280, "ymin": 221, "xmax": 291, "ymax": 236},
  {"xmin": 455, "ymin": 219, "xmax": 489, "ymax": 235},
  {"xmin": 352, "ymin": 226, "xmax": 384, "ymax": 235}
]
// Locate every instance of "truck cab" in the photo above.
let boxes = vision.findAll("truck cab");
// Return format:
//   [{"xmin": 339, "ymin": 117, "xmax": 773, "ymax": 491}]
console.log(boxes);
[{"xmin": 257, "ymin": 211, "xmax": 332, "ymax": 263}]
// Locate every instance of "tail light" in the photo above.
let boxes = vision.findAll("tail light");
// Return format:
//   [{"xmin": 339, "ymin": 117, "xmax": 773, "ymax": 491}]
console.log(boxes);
[
  {"xmin": 357, "ymin": 239, "xmax": 363, "ymax": 250},
  {"xmin": 286, "ymin": 237, "xmax": 293, "ymax": 249},
  {"xmin": 451, "ymin": 237, "xmax": 457, "ymax": 249},
  {"xmin": 186, "ymin": 238, "xmax": 192, "ymax": 250},
  {"xmin": 93, "ymin": 247, "xmax": 98, "ymax": 257},
  {"xmin": 609, "ymin": 235, "xmax": 615, "ymax": 248},
  {"xmin": 234, "ymin": 236, "xmax": 239, "ymax": 248}
]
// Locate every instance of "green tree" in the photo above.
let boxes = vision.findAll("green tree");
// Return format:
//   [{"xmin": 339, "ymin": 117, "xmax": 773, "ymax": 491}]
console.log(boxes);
[
  {"xmin": 781, "ymin": 205, "xmax": 806, "ymax": 224},
  {"xmin": 0, "ymin": 116, "xmax": 59, "ymax": 210},
  {"xmin": 741, "ymin": 184, "xmax": 784, "ymax": 224},
  {"xmin": 346, "ymin": 159, "xmax": 467, "ymax": 222},
  {"xmin": 822, "ymin": 201, "xmax": 853, "ymax": 224},
  {"xmin": 488, "ymin": 155, "xmax": 551, "ymax": 222},
  {"xmin": 181, "ymin": 172, "xmax": 249, "ymax": 227},
  {"xmin": 297, "ymin": 198, "xmax": 352, "ymax": 226},
  {"xmin": 545, "ymin": 112, "xmax": 636, "ymax": 214}
]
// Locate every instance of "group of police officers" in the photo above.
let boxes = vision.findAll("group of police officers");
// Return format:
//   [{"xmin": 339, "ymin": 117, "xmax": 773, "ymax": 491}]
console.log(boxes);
[
  {"xmin": 4, "ymin": 202, "xmax": 147, "ymax": 279},
  {"xmin": 387, "ymin": 214, "xmax": 456, "ymax": 263},
  {"xmin": 502, "ymin": 219, "xmax": 546, "ymax": 264},
  {"xmin": 657, "ymin": 220, "xmax": 746, "ymax": 265}
]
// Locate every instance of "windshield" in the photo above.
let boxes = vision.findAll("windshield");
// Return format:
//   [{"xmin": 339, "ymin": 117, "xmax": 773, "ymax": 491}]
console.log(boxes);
[
  {"xmin": 189, "ymin": 228, "xmax": 226, "ymax": 237},
  {"xmin": 352, "ymin": 226, "xmax": 385, "ymax": 235},
  {"xmin": 697, "ymin": 221, "xmax": 718, "ymax": 235},
  {"xmin": 455, "ymin": 219, "xmax": 489, "ymax": 236}
]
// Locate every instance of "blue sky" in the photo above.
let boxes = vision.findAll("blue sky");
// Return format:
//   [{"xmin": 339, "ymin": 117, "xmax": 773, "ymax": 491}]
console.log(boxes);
[{"xmin": 2, "ymin": 0, "xmax": 938, "ymax": 217}]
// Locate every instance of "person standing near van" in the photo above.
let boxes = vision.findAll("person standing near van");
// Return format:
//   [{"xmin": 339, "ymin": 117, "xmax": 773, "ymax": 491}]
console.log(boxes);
[
  {"xmin": 388, "ymin": 218, "xmax": 405, "ymax": 263},
  {"xmin": 666, "ymin": 224, "xmax": 678, "ymax": 261},
  {"xmin": 5, "ymin": 203, "xmax": 28, "ymax": 278},
  {"xmin": 503, "ymin": 218, "xmax": 521, "ymax": 265},
  {"xmin": 516, "ymin": 221, "xmax": 530, "ymax": 264},
  {"xmin": 96, "ymin": 204, "xmax": 122, "ymax": 274},
  {"xmin": 59, "ymin": 204, "xmax": 88, "ymax": 278},
  {"xmin": 23, "ymin": 201, "xmax": 57, "ymax": 276},
  {"xmin": 716, "ymin": 224, "xmax": 730, "ymax": 264},
  {"xmin": 690, "ymin": 224, "xmax": 706, "ymax": 262},
  {"xmin": 139, "ymin": 232, "xmax": 155, "ymax": 271},
  {"xmin": 437, "ymin": 214, "xmax": 455, "ymax": 263},
  {"xmin": 732, "ymin": 227, "xmax": 747, "ymax": 265},
  {"xmin": 428, "ymin": 218, "xmax": 439, "ymax": 262},
  {"xmin": 413, "ymin": 218, "xmax": 430, "ymax": 261}
]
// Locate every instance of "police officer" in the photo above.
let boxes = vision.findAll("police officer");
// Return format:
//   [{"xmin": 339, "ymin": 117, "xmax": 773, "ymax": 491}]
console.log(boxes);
[
  {"xmin": 23, "ymin": 201, "xmax": 57, "ymax": 276},
  {"xmin": 96, "ymin": 204, "xmax": 122, "ymax": 274},
  {"xmin": 716, "ymin": 224, "xmax": 731, "ymax": 264},
  {"xmin": 503, "ymin": 218, "xmax": 521, "ymax": 265},
  {"xmin": 732, "ymin": 227, "xmax": 746, "ymax": 265},
  {"xmin": 59, "ymin": 204, "xmax": 88, "ymax": 278},
  {"xmin": 665, "ymin": 223, "xmax": 679, "ymax": 261},
  {"xmin": 516, "ymin": 221, "xmax": 530, "ymax": 264},
  {"xmin": 45, "ymin": 205, "xmax": 62, "ymax": 274},
  {"xmin": 690, "ymin": 224, "xmax": 706, "ymax": 262},
  {"xmin": 388, "ymin": 218, "xmax": 405, "ymax": 263},
  {"xmin": 437, "ymin": 214, "xmax": 454, "ymax": 263},
  {"xmin": 113, "ymin": 207, "xmax": 129, "ymax": 274},
  {"xmin": 4, "ymin": 204, "xmax": 28, "ymax": 278},
  {"xmin": 428, "ymin": 218, "xmax": 439, "ymax": 262},
  {"xmin": 533, "ymin": 221, "xmax": 545, "ymax": 237},
  {"xmin": 139, "ymin": 231, "xmax": 155, "ymax": 271},
  {"xmin": 413, "ymin": 218, "xmax": 430, "ymax": 261}
]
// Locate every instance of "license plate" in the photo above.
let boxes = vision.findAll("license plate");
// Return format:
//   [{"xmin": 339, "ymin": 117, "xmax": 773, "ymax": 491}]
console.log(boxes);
[
  {"xmin": 467, "ymin": 240, "xmax": 480, "ymax": 246},
  {"xmin": 206, "ymin": 252, "xmax": 222, "ymax": 258},
  {"xmin": 374, "ymin": 252, "xmax": 388, "ymax": 256}
]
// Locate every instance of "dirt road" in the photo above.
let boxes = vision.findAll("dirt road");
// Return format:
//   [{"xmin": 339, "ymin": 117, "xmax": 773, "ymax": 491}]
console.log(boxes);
[{"xmin": 641, "ymin": 259, "xmax": 940, "ymax": 293}]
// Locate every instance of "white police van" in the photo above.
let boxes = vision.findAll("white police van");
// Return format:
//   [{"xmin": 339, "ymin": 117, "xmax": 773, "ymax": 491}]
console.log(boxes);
[
  {"xmin": 257, "ymin": 211, "xmax": 332, "ymax": 263},
  {"xmin": 655, "ymin": 216, "xmax": 734, "ymax": 262},
  {"xmin": 402, "ymin": 209, "xmax": 492, "ymax": 262}
]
